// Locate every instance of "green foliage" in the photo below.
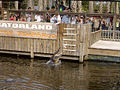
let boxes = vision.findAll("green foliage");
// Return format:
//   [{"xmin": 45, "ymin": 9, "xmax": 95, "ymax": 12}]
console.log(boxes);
[
  {"xmin": 94, "ymin": 4, "xmax": 99, "ymax": 13},
  {"xmin": 103, "ymin": 4, "xmax": 107, "ymax": 13},
  {"xmin": 20, "ymin": 0, "xmax": 27, "ymax": 9},
  {"xmin": 82, "ymin": 1, "xmax": 89, "ymax": 12},
  {"xmin": 34, "ymin": 0, "xmax": 38, "ymax": 6},
  {"xmin": 10, "ymin": 1, "xmax": 15, "ymax": 9}
]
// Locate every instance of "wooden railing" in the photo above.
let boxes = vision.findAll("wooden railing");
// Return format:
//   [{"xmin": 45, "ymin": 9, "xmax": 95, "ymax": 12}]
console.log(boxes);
[
  {"xmin": 90, "ymin": 30, "xmax": 101, "ymax": 45},
  {"xmin": 101, "ymin": 30, "xmax": 120, "ymax": 41},
  {"xmin": 6, "ymin": 9, "xmax": 118, "ymax": 21},
  {"xmin": 90, "ymin": 29, "xmax": 120, "ymax": 46}
]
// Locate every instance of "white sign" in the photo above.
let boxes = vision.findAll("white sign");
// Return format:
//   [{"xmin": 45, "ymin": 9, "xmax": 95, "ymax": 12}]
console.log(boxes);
[{"xmin": 0, "ymin": 21, "xmax": 58, "ymax": 39}]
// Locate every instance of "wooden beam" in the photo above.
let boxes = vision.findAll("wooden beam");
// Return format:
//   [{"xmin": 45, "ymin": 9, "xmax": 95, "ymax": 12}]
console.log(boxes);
[{"xmin": 89, "ymin": 48, "xmax": 120, "ymax": 57}]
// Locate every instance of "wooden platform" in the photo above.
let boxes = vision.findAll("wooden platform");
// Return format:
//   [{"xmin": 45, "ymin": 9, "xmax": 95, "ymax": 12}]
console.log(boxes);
[{"xmin": 89, "ymin": 40, "xmax": 120, "ymax": 57}]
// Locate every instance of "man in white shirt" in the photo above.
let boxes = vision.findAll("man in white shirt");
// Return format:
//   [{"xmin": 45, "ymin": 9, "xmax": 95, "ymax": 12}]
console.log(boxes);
[
  {"xmin": 35, "ymin": 13, "xmax": 41, "ymax": 22},
  {"xmin": 56, "ymin": 14, "xmax": 61, "ymax": 24},
  {"xmin": 50, "ymin": 14, "xmax": 57, "ymax": 23}
]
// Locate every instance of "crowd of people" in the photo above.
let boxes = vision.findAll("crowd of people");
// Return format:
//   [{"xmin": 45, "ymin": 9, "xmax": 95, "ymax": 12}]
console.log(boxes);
[{"xmin": 9, "ymin": 2, "xmax": 120, "ymax": 31}]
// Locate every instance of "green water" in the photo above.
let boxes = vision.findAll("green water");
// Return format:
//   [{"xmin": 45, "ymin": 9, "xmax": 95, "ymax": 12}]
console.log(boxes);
[{"xmin": 0, "ymin": 55, "xmax": 120, "ymax": 90}]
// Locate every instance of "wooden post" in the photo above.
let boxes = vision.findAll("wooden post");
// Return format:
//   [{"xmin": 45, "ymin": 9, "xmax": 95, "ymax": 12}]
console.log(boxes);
[
  {"xmin": 116, "ymin": 2, "xmax": 119, "ymax": 14},
  {"xmin": 111, "ymin": 2, "xmax": 114, "ymax": 13},
  {"xmin": 59, "ymin": 24, "xmax": 64, "ymax": 52},
  {"xmin": 84, "ymin": 24, "xmax": 91, "ymax": 60},
  {"xmin": 7, "ymin": 10, "xmax": 10, "ymax": 20},
  {"xmin": 49, "ymin": 0, "xmax": 54, "ymax": 9},
  {"xmin": 100, "ymin": 23, "xmax": 102, "ymax": 40},
  {"xmin": 79, "ymin": 43, "xmax": 84, "ymax": 63},
  {"xmin": 79, "ymin": 25, "xmax": 85, "ymax": 63},
  {"xmin": 38, "ymin": 0, "xmax": 44, "ymax": 11},
  {"xmin": 27, "ymin": 0, "xmax": 34, "ymax": 9},
  {"xmin": 30, "ymin": 39, "xmax": 34, "ymax": 58},
  {"xmin": 113, "ymin": 2, "xmax": 117, "ymax": 39},
  {"xmin": 71, "ymin": 1, "xmax": 77, "ymax": 12},
  {"xmin": 99, "ymin": 2, "xmax": 103, "ymax": 13},
  {"xmin": 89, "ymin": 1, "xmax": 94, "ymax": 13},
  {"xmin": 15, "ymin": 1, "xmax": 19, "ymax": 10},
  {"xmin": 107, "ymin": 2, "xmax": 110, "ymax": 13},
  {"xmin": 44, "ymin": 0, "xmax": 47, "ymax": 10},
  {"xmin": 0, "ymin": 1, "xmax": 2, "ymax": 8},
  {"xmin": 78, "ymin": 1, "xmax": 82, "ymax": 13}
]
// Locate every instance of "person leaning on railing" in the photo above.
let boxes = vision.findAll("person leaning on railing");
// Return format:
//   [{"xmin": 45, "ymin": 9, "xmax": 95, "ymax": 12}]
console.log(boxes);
[
  {"xmin": 116, "ymin": 19, "xmax": 120, "ymax": 31},
  {"xmin": 50, "ymin": 14, "xmax": 57, "ymax": 23},
  {"xmin": 56, "ymin": 13, "xmax": 62, "ymax": 24},
  {"xmin": 10, "ymin": 15, "xmax": 16, "ymax": 21},
  {"xmin": 46, "ymin": 13, "xmax": 50, "ymax": 22},
  {"xmin": 26, "ymin": 7, "xmax": 32, "ymax": 22}
]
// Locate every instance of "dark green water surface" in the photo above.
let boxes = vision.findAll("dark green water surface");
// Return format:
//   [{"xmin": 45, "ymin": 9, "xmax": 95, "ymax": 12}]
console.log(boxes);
[{"xmin": 0, "ymin": 55, "xmax": 120, "ymax": 90}]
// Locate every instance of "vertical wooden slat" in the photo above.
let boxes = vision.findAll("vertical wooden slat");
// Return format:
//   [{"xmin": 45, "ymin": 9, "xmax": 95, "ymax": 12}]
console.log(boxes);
[
  {"xmin": 25, "ymin": 38, "xmax": 28, "ymax": 51},
  {"xmin": 1, "ymin": 37, "xmax": 3, "ymax": 49},
  {"xmin": 23, "ymin": 38, "xmax": 25, "ymax": 51},
  {"xmin": 45, "ymin": 40, "xmax": 47, "ymax": 53},
  {"xmin": 9, "ymin": 37, "xmax": 11, "ymax": 50},
  {"xmin": 18, "ymin": 38, "xmax": 21, "ymax": 51},
  {"xmin": 39, "ymin": 39, "xmax": 41, "ymax": 53},
  {"xmin": 43, "ymin": 39, "xmax": 45, "ymax": 53},
  {"xmin": 15, "ymin": 37, "xmax": 17, "ymax": 51},
  {"xmin": 21, "ymin": 38, "xmax": 23, "ymax": 51},
  {"xmin": 30, "ymin": 39, "xmax": 34, "ymax": 58},
  {"xmin": 42, "ymin": 39, "xmax": 44, "ymax": 53},
  {"xmin": 45, "ymin": 40, "xmax": 48, "ymax": 53},
  {"xmin": 34, "ymin": 39, "xmax": 36, "ymax": 53},
  {"xmin": 36, "ymin": 39, "xmax": 39, "ymax": 53},
  {"xmin": 5, "ymin": 37, "xmax": 7, "ymax": 50},
  {"xmin": 0, "ymin": 37, "xmax": 1, "ymax": 49},
  {"xmin": 25, "ymin": 38, "xmax": 27, "ymax": 52},
  {"xmin": 77, "ymin": 24, "xmax": 81, "ymax": 56}
]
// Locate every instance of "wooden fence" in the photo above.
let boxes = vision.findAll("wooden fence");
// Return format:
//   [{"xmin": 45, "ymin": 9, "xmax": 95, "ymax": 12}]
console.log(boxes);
[
  {"xmin": 90, "ymin": 30, "xmax": 101, "ymax": 45},
  {"xmin": 1, "ymin": 20, "xmax": 120, "ymax": 62},
  {"xmin": 90, "ymin": 29, "xmax": 120, "ymax": 45},
  {"xmin": 101, "ymin": 30, "xmax": 120, "ymax": 41},
  {"xmin": 0, "ymin": 21, "xmax": 91, "ymax": 62}
]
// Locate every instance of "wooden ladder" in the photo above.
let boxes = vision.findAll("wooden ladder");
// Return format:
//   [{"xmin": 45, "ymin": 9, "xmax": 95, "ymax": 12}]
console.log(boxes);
[{"xmin": 62, "ymin": 27, "xmax": 78, "ymax": 56}]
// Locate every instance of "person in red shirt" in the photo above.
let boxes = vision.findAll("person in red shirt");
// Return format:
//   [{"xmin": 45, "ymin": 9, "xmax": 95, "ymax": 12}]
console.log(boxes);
[{"xmin": 10, "ymin": 15, "xmax": 16, "ymax": 21}]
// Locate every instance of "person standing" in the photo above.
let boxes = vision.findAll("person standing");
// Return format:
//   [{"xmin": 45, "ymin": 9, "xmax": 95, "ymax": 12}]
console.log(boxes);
[
  {"xmin": 26, "ymin": 7, "xmax": 32, "ymax": 22},
  {"xmin": 35, "ymin": 13, "xmax": 41, "ymax": 22},
  {"xmin": 59, "ymin": 1, "xmax": 66, "ymax": 12},
  {"xmin": 56, "ymin": 13, "xmax": 61, "ymax": 24}
]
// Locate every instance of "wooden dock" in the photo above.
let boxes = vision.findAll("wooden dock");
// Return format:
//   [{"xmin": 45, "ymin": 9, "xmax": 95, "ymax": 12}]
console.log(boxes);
[
  {"xmin": 0, "ymin": 20, "xmax": 120, "ymax": 62},
  {"xmin": 89, "ymin": 40, "xmax": 120, "ymax": 57}
]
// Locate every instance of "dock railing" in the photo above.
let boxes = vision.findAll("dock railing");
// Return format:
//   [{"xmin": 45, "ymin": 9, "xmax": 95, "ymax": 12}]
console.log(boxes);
[
  {"xmin": 90, "ymin": 29, "xmax": 101, "ymax": 45},
  {"xmin": 6, "ymin": 9, "xmax": 116, "ymax": 22},
  {"xmin": 90, "ymin": 28, "xmax": 120, "ymax": 46},
  {"xmin": 101, "ymin": 30, "xmax": 120, "ymax": 41}
]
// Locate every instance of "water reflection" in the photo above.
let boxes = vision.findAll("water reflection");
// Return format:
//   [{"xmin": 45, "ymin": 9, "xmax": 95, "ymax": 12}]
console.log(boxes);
[{"xmin": 0, "ymin": 55, "xmax": 120, "ymax": 90}]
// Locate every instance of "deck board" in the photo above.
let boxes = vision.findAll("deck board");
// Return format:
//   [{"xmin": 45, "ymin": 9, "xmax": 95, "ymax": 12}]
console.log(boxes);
[{"xmin": 90, "ymin": 40, "xmax": 120, "ymax": 50}]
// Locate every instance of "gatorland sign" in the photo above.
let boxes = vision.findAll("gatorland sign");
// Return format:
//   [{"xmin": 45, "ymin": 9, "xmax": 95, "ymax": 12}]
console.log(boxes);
[{"xmin": 0, "ymin": 21, "xmax": 58, "ymax": 39}]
